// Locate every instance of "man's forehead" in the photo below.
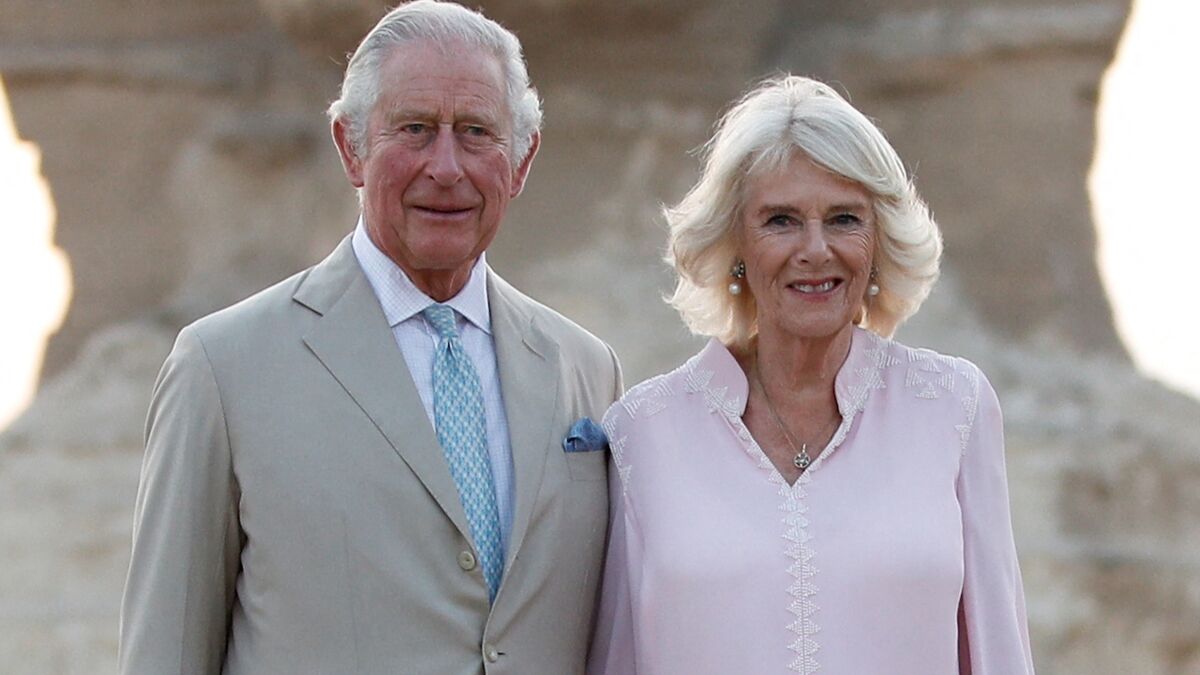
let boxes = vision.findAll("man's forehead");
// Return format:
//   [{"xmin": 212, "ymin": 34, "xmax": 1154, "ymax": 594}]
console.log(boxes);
[
  {"xmin": 379, "ymin": 41, "xmax": 504, "ymax": 86},
  {"xmin": 374, "ymin": 43, "xmax": 508, "ymax": 112},
  {"xmin": 379, "ymin": 84, "xmax": 505, "ymax": 118}
]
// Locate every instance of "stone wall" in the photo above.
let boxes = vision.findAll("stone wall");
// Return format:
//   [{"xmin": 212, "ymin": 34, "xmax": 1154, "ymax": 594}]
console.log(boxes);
[{"xmin": 2, "ymin": 1, "xmax": 1197, "ymax": 673}]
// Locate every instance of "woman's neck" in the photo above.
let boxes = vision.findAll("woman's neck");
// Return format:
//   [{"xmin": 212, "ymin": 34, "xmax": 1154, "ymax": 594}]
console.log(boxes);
[{"xmin": 747, "ymin": 324, "xmax": 855, "ymax": 398}]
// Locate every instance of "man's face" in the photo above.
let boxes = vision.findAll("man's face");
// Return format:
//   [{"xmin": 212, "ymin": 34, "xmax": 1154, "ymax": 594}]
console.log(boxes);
[{"xmin": 334, "ymin": 40, "xmax": 537, "ymax": 299}]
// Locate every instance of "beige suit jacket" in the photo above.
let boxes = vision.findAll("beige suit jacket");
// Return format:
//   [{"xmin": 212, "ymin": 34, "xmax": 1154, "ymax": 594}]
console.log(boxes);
[{"xmin": 119, "ymin": 237, "xmax": 622, "ymax": 674}]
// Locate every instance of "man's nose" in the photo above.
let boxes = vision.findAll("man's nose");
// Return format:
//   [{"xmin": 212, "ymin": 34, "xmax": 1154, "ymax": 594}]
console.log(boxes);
[{"xmin": 426, "ymin": 125, "xmax": 464, "ymax": 186}]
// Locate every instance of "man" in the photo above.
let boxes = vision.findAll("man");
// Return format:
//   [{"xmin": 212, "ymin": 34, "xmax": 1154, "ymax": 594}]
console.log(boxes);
[{"xmin": 118, "ymin": 2, "xmax": 622, "ymax": 672}]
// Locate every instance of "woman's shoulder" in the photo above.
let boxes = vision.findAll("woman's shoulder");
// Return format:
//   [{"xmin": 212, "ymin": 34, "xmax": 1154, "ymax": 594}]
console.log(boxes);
[
  {"xmin": 601, "ymin": 340, "xmax": 741, "ymax": 470},
  {"xmin": 863, "ymin": 331, "xmax": 991, "ymax": 397},
  {"xmin": 602, "ymin": 352, "xmax": 701, "ymax": 432},
  {"xmin": 863, "ymin": 333, "xmax": 1000, "ymax": 452}
]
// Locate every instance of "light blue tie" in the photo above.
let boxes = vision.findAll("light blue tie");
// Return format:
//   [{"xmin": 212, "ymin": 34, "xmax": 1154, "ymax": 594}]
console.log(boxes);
[{"xmin": 422, "ymin": 304, "xmax": 504, "ymax": 601}]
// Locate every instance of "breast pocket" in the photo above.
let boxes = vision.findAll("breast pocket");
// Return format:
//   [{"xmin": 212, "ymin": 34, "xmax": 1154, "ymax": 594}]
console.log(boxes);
[{"xmin": 565, "ymin": 449, "xmax": 607, "ymax": 481}]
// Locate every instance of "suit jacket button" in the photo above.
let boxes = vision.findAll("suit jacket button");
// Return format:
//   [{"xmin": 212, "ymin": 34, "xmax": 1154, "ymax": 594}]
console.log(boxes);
[
  {"xmin": 458, "ymin": 550, "xmax": 477, "ymax": 571},
  {"xmin": 484, "ymin": 644, "xmax": 500, "ymax": 663}
]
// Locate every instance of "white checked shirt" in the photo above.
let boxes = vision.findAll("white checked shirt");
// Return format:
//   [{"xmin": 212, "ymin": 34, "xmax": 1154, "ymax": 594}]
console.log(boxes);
[{"xmin": 352, "ymin": 221, "xmax": 516, "ymax": 550}]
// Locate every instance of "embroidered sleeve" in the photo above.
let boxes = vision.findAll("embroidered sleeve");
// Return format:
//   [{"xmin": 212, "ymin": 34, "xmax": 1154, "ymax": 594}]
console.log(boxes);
[
  {"xmin": 601, "ymin": 403, "xmax": 633, "ymax": 498},
  {"xmin": 591, "ymin": 387, "xmax": 660, "ymax": 674},
  {"xmin": 953, "ymin": 357, "xmax": 982, "ymax": 457},
  {"xmin": 955, "ymin": 364, "xmax": 1035, "ymax": 674}
]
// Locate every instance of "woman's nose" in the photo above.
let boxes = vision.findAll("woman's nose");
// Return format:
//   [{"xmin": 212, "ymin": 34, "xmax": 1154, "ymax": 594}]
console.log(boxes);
[{"xmin": 795, "ymin": 222, "xmax": 832, "ymax": 264}]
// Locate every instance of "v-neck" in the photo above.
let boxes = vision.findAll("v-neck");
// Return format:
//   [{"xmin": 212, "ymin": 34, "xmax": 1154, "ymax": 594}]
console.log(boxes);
[{"xmin": 685, "ymin": 330, "xmax": 887, "ymax": 493}]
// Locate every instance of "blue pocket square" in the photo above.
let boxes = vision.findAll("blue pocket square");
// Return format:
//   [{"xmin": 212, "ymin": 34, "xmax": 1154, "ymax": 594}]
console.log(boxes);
[{"xmin": 562, "ymin": 417, "xmax": 607, "ymax": 453}]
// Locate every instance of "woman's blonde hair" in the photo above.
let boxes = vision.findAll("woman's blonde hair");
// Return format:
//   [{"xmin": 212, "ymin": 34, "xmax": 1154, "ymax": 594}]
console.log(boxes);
[{"xmin": 665, "ymin": 75, "xmax": 942, "ymax": 347}]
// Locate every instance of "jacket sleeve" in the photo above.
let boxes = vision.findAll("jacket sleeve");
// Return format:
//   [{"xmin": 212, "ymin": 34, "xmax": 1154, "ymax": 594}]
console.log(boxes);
[
  {"xmin": 119, "ymin": 327, "xmax": 242, "ymax": 674},
  {"xmin": 608, "ymin": 341, "xmax": 625, "ymax": 401},
  {"xmin": 956, "ymin": 365, "xmax": 1035, "ymax": 674}
]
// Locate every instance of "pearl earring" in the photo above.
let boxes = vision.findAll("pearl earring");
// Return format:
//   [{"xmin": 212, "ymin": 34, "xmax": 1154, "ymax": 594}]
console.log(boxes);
[
  {"xmin": 867, "ymin": 267, "xmax": 880, "ymax": 297},
  {"xmin": 728, "ymin": 260, "xmax": 746, "ymax": 296}
]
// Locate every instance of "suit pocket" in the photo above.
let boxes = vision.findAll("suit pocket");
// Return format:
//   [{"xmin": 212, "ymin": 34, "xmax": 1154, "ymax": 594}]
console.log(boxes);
[{"xmin": 565, "ymin": 449, "xmax": 607, "ymax": 481}]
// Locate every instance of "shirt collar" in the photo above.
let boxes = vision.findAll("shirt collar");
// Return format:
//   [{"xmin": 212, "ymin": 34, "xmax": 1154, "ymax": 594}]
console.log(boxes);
[
  {"xmin": 697, "ymin": 326, "xmax": 883, "ymax": 417},
  {"xmin": 351, "ymin": 217, "xmax": 492, "ymax": 334}
]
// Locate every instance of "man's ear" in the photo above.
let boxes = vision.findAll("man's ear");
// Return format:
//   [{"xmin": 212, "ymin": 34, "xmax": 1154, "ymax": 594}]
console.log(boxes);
[
  {"xmin": 332, "ymin": 117, "xmax": 366, "ymax": 188},
  {"xmin": 509, "ymin": 130, "xmax": 540, "ymax": 198}
]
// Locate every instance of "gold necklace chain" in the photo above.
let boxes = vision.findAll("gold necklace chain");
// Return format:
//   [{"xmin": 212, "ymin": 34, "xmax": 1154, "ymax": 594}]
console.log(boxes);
[{"xmin": 752, "ymin": 361, "xmax": 838, "ymax": 471}]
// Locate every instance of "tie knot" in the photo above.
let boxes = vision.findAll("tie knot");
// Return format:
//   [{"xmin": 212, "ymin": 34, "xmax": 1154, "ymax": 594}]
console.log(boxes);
[{"xmin": 422, "ymin": 304, "xmax": 460, "ymax": 339}]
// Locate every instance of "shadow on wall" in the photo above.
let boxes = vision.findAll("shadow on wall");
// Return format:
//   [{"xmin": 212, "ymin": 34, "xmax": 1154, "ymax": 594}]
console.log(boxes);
[{"xmin": 0, "ymin": 76, "xmax": 70, "ymax": 431}]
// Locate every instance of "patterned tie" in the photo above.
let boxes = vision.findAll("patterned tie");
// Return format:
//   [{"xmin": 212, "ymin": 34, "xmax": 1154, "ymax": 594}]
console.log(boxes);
[{"xmin": 421, "ymin": 303, "xmax": 504, "ymax": 601}]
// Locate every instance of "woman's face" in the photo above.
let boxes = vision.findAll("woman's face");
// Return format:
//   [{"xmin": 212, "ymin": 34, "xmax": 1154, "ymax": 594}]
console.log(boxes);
[{"xmin": 738, "ymin": 153, "xmax": 876, "ymax": 343}]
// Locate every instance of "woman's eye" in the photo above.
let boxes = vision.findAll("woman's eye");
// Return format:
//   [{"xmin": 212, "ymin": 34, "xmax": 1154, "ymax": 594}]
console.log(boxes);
[
  {"xmin": 765, "ymin": 214, "xmax": 792, "ymax": 227},
  {"xmin": 831, "ymin": 213, "xmax": 862, "ymax": 227}
]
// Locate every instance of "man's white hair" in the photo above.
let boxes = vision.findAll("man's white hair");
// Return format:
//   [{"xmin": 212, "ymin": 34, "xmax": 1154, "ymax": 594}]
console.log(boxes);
[{"xmin": 327, "ymin": 0, "xmax": 542, "ymax": 167}]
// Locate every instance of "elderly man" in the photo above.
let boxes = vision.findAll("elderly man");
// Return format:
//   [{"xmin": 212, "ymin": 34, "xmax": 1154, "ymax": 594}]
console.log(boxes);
[{"xmin": 118, "ymin": 2, "xmax": 622, "ymax": 672}]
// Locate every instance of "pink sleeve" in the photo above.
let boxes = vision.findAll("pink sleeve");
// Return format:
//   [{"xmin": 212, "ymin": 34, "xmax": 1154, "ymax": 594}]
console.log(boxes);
[
  {"xmin": 588, "ymin": 411, "xmax": 642, "ymax": 674},
  {"xmin": 957, "ymin": 366, "xmax": 1035, "ymax": 674}
]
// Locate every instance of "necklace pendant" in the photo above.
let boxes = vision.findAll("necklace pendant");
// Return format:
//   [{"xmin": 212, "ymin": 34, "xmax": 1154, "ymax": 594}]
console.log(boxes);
[{"xmin": 793, "ymin": 452, "xmax": 811, "ymax": 470}]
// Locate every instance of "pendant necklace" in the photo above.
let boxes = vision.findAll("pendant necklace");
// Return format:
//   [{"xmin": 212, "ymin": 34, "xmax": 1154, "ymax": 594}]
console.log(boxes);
[{"xmin": 753, "ymin": 362, "xmax": 838, "ymax": 471}]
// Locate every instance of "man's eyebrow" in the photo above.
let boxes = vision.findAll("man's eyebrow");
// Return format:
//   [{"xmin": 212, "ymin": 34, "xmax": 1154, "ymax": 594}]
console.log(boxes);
[
  {"xmin": 379, "ymin": 108, "xmax": 502, "ymax": 128},
  {"xmin": 454, "ymin": 106, "xmax": 504, "ymax": 127},
  {"xmin": 382, "ymin": 107, "xmax": 433, "ymax": 124}
]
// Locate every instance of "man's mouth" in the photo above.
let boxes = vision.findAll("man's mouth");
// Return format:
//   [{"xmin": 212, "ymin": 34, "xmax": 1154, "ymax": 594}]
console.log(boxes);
[{"xmin": 413, "ymin": 205, "xmax": 475, "ymax": 217}]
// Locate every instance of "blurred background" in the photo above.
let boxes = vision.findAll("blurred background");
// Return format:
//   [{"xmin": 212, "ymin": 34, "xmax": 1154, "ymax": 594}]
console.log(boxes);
[{"xmin": 1, "ymin": 0, "xmax": 1197, "ymax": 672}]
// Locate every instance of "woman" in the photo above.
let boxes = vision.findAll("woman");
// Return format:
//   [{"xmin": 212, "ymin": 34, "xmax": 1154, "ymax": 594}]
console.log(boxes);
[{"xmin": 588, "ymin": 76, "xmax": 1034, "ymax": 674}]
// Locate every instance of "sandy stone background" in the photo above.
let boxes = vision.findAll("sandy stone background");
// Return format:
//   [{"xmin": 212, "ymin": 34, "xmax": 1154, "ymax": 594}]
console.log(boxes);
[{"xmin": 2, "ymin": 1, "xmax": 1198, "ymax": 673}]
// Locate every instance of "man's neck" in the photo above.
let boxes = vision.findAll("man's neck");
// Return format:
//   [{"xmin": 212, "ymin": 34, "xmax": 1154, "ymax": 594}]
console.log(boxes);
[{"xmin": 408, "ymin": 267, "xmax": 474, "ymax": 302}]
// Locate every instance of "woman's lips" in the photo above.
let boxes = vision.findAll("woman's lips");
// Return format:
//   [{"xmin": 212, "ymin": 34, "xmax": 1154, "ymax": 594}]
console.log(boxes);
[{"xmin": 788, "ymin": 279, "xmax": 840, "ymax": 294}]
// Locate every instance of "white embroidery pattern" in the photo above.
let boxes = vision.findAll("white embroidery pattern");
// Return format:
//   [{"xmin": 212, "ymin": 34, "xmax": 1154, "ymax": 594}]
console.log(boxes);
[
  {"xmin": 681, "ymin": 350, "xmax": 857, "ymax": 674},
  {"xmin": 612, "ymin": 335, "xmax": 983, "ymax": 673},
  {"xmin": 607, "ymin": 372, "xmax": 677, "ymax": 496},
  {"xmin": 953, "ymin": 359, "xmax": 981, "ymax": 455},
  {"xmin": 682, "ymin": 353, "xmax": 829, "ymax": 670},
  {"xmin": 904, "ymin": 348, "xmax": 958, "ymax": 400},
  {"xmin": 782, "ymin": 471, "xmax": 820, "ymax": 672},
  {"xmin": 602, "ymin": 415, "xmax": 632, "ymax": 494},
  {"xmin": 684, "ymin": 364, "xmax": 742, "ymax": 419},
  {"xmin": 620, "ymin": 376, "xmax": 674, "ymax": 420}
]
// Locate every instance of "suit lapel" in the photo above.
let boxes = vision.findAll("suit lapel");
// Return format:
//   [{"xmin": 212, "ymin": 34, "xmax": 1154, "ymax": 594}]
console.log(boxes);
[
  {"xmin": 296, "ymin": 238, "xmax": 472, "ymax": 541},
  {"xmin": 488, "ymin": 271, "xmax": 561, "ymax": 571}
]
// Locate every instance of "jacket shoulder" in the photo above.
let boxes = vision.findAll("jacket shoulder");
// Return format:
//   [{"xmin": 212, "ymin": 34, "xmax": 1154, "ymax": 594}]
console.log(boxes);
[
  {"xmin": 177, "ymin": 265, "xmax": 322, "ymax": 367},
  {"xmin": 490, "ymin": 270, "xmax": 620, "ymax": 378}
]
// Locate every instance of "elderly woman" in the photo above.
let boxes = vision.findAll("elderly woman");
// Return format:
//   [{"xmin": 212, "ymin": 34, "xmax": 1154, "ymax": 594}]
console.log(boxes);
[{"xmin": 588, "ymin": 76, "xmax": 1034, "ymax": 674}]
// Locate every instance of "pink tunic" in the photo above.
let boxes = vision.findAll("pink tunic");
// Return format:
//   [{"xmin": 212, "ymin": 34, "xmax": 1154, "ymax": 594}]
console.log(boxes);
[{"xmin": 588, "ymin": 329, "xmax": 1034, "ymax": 674}]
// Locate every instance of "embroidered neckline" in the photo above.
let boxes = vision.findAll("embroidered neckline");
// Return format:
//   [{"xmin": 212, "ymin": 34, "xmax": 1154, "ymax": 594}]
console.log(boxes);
[
  {"xmin": 607, "ymin": 330, "xmax": 984, "ymax": 674},
  {"xmin": 687, "ymin": 329, "xmax": 888, "ymax": 484},
  {"xmin": 680, "ymin": 329, "xmax": 895, "ymax": 674}
]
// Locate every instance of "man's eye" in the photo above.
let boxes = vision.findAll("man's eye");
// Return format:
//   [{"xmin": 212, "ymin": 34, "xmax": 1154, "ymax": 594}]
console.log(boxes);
[
  {"xmin": 400, "ymin": 123, "xmax": 429, "ymax": 134},
  {"xmin": 462, "ymin": 125, "xmax": 489, "ymax": 137}
]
